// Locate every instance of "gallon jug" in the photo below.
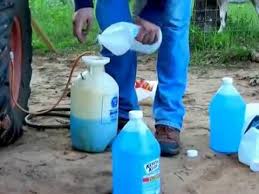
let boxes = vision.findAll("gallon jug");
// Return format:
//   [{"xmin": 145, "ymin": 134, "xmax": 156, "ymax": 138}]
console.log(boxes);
[
  {"xmin": 244, "ymin": 103, "xmax": 259, "ymax": 129},
  {"xmin": 97, "ymin": 22, "xmax": 162, "ymax": 56},
  {"xmin": 70, "ymin": 56, "xmax": 119, "ymax": 153},
  {"xmin": 112, "ymin": 110, "xmax": 161, "ymax": 194},
  {"xmin": 238, "ymin": 116, "xmax": 259, "ymax": 171},
  {"xmin": 209, "ymin": 77, "xmax": 246, "ymax": 153}
]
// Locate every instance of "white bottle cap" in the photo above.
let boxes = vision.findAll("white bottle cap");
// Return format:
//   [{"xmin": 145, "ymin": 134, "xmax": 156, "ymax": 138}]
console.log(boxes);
[
  {"xmin": 250, "ymin": 160, "xmax": 259, "ymax": 172},
  {"xmin": 187, "ymin": 149, "xmax": 198, "ymax": 158},
  {"xmin": 129, "ymin": 110, "xmax": 143, "ymax": 119},
  {"xmin": 222, "ymin": 77, "xmax": 233, "ymax": 84}
]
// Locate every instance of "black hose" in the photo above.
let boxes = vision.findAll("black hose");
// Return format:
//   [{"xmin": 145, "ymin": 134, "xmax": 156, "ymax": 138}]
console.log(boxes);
[{"xmin": 25, "ymin": 107, "xmax": 70, "ymax": 130}]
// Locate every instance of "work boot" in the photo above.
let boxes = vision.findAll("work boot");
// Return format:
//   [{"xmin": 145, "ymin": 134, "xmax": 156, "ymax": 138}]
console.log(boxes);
[
  {"xmin": 118, "ymin": 118, "xmax": 129, "ymax": 132},
  {"xmin": 155, "ymin": 124, "xmax": 181, "ymax": 156}
]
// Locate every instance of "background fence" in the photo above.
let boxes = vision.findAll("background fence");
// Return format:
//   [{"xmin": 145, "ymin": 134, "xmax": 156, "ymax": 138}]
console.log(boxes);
[{"xmin": 191, "ymin": 0, "xmax": 259, "ymax": 52}]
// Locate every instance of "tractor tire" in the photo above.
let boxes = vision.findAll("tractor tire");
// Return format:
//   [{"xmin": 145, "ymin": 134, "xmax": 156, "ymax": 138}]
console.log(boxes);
[{"xmin": 0, "ymin": 0, "xmax": 32, "ymax": 146}]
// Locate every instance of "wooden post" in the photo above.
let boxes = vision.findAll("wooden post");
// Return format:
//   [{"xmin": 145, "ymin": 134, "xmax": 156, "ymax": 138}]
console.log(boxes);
[{"xmin": 31, "ymin": 17, "xmax": 58, "ymax": 53}]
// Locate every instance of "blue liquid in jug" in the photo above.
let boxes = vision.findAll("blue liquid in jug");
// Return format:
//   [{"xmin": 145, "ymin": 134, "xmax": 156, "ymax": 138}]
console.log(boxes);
[
  {"xmin": 112, "ymin": 117, "xmax": 161, "ymax": 194},
  {"xmin": 209, "ymin": 80, "xmax": 246, "ymax": 154},
  {"xmin": 70, "ymin": 115, "xmax": 117, "ymax": 152}
]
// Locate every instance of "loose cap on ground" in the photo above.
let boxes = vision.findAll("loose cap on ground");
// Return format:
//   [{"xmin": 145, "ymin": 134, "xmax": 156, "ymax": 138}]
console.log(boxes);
[{"xmin": 187, "ymin": 149, "xmax": 198, "ymax": 158}]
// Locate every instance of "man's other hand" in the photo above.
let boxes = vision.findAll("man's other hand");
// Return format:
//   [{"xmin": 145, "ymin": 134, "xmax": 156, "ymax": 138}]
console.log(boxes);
[
  {"xmin": 135, "ymin": 17, "xmax": 159, "ymax": 45},
  {"xmin": 73, "ymin": 8, "xmax": 93, "ymax": 43}
]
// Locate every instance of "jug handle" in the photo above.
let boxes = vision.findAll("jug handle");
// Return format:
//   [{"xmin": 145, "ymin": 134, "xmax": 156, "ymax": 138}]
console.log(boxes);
[{"xmin": 131, "ymin": 27, "xmax": 163, "ymax": 54}]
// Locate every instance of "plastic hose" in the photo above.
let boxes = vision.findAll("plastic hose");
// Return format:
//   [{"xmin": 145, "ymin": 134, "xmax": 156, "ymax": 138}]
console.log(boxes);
[
  {"xmin": 24, "ymin": 107, "xmax": 70, "ymax": 129},
  {"xmin": 10, "ymin": 51, "xmax": 89, "ymax": 129}
]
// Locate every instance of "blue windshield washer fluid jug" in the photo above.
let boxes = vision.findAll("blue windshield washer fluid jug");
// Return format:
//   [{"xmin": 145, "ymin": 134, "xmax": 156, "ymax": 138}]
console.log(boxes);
[
  {"xmin": 112, "ymin": 110, "xmax": 161, "ymax": 194},
  {"xmin": 209, "ymin": 77, "xmax": 246, "ymax": 153}
]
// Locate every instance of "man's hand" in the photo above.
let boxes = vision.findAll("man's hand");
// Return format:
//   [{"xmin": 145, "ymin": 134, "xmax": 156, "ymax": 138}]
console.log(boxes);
[
  {"xmin": 73, "ymin": 8, "xmax": 93, "ymax": 43},
  {"xmin": 135, "ymin": 17, "xmax": 160, "ymax": 45}
]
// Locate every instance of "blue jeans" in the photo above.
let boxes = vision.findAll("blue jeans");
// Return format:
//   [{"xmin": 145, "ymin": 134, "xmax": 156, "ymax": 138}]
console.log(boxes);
[{"xmin": 96, "ymin": 0, "xmax": 191, "ymax": 130}]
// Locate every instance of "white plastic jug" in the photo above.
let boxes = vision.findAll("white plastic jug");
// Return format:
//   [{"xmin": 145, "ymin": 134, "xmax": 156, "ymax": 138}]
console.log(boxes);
[
  {"xmin": 238, "ymin": 115, "xmax": 259, "ymax": 172},
  {"xmin": 70, "ymin": 56, "xmax": 119, "ymax": 153},
  {"xmin": 97, "ymin": 22, "xmax": 162, "ymax": 56},
  {"xmin": 245, "ymin": 103, "xmax": 259, "ymax": 125},
  {"xmin": 240, "ymin": 103, "xmax": 259, "ymax": 134}
]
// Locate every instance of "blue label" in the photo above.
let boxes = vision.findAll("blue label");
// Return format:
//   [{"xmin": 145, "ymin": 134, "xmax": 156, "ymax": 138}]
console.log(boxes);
[
  {"xmin": 110, "ymin": 96, "xmax": 118, "ymax": 121},
  {"xmin": 101, "ymin": 95, "xmax": 118, "ymax": 123},
  {"xmin": 142, "ymin": 158, "xmax": 160, "ymax": 194},
  {"xmin": 110, "ymin": 109, "xmax": 118, "ymax": 121},
  {"xmin": 111, "ymin": 96, "xmax": 118, "ymax": 108}
]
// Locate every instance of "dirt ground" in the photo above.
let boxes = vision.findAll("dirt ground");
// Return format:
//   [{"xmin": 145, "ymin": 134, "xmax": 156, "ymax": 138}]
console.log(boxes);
[{"xmin": 0, "ymin": 55, "xmax": 259, "ymax": 194}]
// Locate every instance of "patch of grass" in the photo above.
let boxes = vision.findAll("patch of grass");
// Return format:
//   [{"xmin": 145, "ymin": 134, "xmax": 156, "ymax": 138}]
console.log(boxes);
[
  {"xmin": 30, "ymin": 0, "xmax": 259, "ymax": 66},
  {"xmin": 30, "ymin": 0, "xmax": 99, "ymax": 54},
  {"xmin": 191, "ymin": 47, "xmax": 252, "ymax": 69},
  {"xmin": 191, "ymin": 2, "xmax": 259, "ymax": 65}
]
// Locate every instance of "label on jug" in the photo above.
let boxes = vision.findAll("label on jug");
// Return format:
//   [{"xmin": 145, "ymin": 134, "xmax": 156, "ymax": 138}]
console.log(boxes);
[
  {"xmin": 102, "ymin": 95, "xmax": 118, "ymax": 123},
  {"xmin": 142, "ymin": 158, "xmax": 160, "ymax": 194}
]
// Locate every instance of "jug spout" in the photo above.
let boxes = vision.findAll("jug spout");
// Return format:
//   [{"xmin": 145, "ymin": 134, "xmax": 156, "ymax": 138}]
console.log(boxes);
[{"xmin": 82, "ymin": 56, "xmax": 110, "ymax": 75}]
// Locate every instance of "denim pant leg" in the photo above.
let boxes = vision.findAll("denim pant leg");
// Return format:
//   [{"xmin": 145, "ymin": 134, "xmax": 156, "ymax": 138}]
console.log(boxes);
[
  {"xmin": 96, "ymin": 0, "xmax": 139, "ymax": 119},
  {"xmin": 140, "ymin": 0, "xmax": 192, "ymax": 130}
]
